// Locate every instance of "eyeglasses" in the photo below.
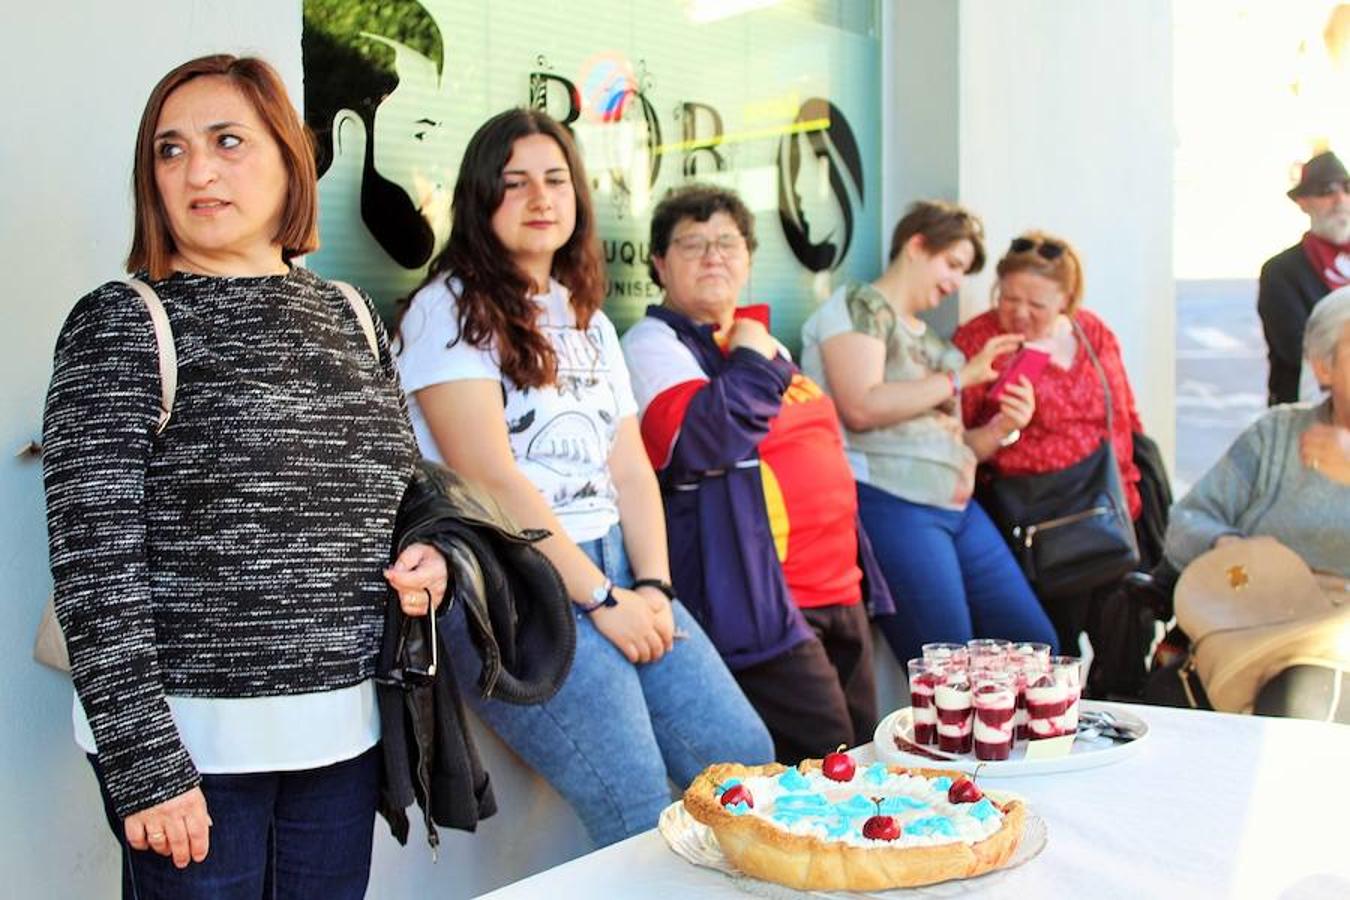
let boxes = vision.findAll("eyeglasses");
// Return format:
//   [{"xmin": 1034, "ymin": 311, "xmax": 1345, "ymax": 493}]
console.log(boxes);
[
  {"xmin": 1008, "ymin": 237, "xmax": 1066, "ymax": 261},
  {"xmin": 1308, "ymin": 180, "xmax": 1350, "ymax": 197},
  {"xmin": 669, "ymin": 232, "xmax": 746, "ymax": 260}
]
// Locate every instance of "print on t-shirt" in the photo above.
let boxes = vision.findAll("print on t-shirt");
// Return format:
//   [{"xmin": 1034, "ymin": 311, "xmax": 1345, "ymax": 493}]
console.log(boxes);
[
  {"xmin": 397, "ymin": 277, "xmax": 637, "ymax": 544},
  {"xmin": 503, "ymin": 313, "xmax": 627, "ymax": 527}
]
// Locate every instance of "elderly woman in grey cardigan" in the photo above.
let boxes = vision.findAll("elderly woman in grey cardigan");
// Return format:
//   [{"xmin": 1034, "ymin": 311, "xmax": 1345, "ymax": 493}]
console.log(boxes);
[{"xmin": 1166, "ymin": 287, "xmax": 1350, "ymax": 577}]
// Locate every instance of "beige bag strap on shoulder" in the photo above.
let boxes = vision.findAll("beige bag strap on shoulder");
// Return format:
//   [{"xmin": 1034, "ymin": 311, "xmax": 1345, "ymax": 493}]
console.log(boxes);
[
  {"xmin": 124, "ymin": 278, "xmax": 177, "ymax": 433},
  {"xmin": 33, "ymin": 279, "xmax": 176, "ymax": 673},
  {"xmin": 331, "ymin": 280, "xmax": 380, "ymax": 359}
]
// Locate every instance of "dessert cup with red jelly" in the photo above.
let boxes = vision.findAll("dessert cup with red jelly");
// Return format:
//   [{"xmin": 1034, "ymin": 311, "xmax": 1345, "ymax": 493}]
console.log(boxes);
[
  {"xmin": 922, "ymin": 642, "xmax": 970, "ymax": 671},
  {"xmin": 1011, "ymin": 665, "xmax": 1030, "ymax": 741},
  {"xmin": 907, "ymin": 658, "xmax": 941, "ymax": 745},
  {"xmin": 972, "ymin": 672, "xmax": 1016, "ymax": 760},
  {"xmin": 1025, "ymin": 655, "xmax": 1083, "ymax": 740},
  {"xmin": 1010, "ymin": 644, "xmax": 1051, "ymax": 741},
  {"xmin": 934, "ymin": 672, "xmax": 974, "ymax": 754},
  {"xmin": 966, "ymin": 638, "xmax": 1011, "ymax": 673}
]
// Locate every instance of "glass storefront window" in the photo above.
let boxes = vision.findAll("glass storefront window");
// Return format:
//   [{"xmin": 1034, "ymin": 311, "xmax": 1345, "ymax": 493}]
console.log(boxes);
[{"xmin": 303, "ymin": 0, "xmax": 880, "ymax": 349}]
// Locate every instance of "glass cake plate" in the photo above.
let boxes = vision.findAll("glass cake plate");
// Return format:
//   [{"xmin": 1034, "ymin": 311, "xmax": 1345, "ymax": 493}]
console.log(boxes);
[
  {"xmin": 658, "ymin": 797, "xmax": 1047, "ymax": 899},
  {"xmin": 873, "ymin": 700, "xmax": 1148, "ymax": 777}
]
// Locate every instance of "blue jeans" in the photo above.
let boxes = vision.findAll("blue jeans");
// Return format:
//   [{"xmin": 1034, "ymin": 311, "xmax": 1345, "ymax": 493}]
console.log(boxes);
[
  {"xmin": 858, "ymin": 482, "xmax": 1059, "ymax": 664},
  {"xmin": 447, "ymin": 524, "xmax": 774, "ymax": 847},
  {"xmin": 89, "ymin": 746, "xmax": 378, "ymax": 900}
]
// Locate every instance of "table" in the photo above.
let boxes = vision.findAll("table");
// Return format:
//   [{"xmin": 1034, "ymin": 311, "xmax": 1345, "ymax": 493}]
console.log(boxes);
[{"xmin": 477, "ymin": 704, "xmax": 1350, "ymax": 899}]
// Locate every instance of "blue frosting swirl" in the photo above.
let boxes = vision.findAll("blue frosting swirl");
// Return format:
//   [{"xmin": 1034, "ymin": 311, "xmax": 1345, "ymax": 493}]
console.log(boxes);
[
  {"xmin": 906, "ymin": 815, "xmax": 958, "ymax": 838},
  {"xmin": 968, "ymin": 797, "xmax": 998, "ymax": 821}
]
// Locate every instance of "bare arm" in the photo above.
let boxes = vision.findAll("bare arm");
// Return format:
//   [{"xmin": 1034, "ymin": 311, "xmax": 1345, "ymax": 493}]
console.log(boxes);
[
  {"xmin": 819, "ymin": 331, "xmax": 956, "ymax": 432},
  {"xmin": 820, "ymin": 330, "xmax": 1024, "ymax": 433},
  {"xmin": 415, "ymin": 379, "xmax": 664, "ymax": 662}
]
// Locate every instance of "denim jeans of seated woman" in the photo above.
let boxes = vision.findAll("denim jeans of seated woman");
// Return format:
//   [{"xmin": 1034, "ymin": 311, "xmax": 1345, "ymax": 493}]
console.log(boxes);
[
  {"xmin": 857, "ymin": 482, "xmax": 1060, "ymax": 664},
  {"xmin": 88, "ymin": 746, "xmax": 378, "ymax": 900},
  {"xmin": 447, "ymin": 523, "xmax": 774, "ymax": 847}
]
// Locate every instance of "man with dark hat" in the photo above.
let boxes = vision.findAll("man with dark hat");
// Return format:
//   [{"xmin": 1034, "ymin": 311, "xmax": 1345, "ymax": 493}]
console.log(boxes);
[{"xmin": 1258, "ymin": 150, "xmax": 1350, "ymax": 405}]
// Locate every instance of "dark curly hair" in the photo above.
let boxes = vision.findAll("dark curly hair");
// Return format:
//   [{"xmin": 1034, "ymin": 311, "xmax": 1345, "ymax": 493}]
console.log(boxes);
[
  {"xmin": 647, "ymin": 183, "xmax": 758, "ymax": 287},
  {"xmin": 403, "ymin": 108, "xmax": 604, "ymax": 389}
]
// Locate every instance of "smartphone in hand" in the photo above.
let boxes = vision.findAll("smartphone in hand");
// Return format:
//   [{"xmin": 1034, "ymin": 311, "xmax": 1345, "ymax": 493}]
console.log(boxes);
[{"xmin": 988, "ymin": 346, "xmax": 1051, "ymax": 402}]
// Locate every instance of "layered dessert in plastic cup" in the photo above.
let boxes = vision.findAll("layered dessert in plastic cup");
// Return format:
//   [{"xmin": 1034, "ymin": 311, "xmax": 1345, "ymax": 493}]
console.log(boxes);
[
  {"xmin": 1025, "ymin": 655, "xmax": 1082, "ymax": 740},
  {"xmin": 1009, "ymin": 643, "xmax": 1051, "ymax": 741},
  {"xmin": 907, "ymin": 657, "xmax": 941, "ymax": 745},
  {"xmin": 972, "ymin": 671, "xmax": 1016, "ymax": 760},
  {"xmin": 966, "ymin": 638, "xmax": 1011, "ymax": 673},
  {"xmin": 934, "ymin": 670, "xmax": 974, "ymax": 754},
  {"xmin": 922, "ymin": 642, "xmax": 970, "ymax": 671}
]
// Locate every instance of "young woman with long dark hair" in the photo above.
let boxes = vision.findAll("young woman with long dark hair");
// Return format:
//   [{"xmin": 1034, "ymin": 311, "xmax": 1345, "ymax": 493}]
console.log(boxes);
[{"xmin": 396, "ymin": 109, "xmax": 772, "ymax": 847}]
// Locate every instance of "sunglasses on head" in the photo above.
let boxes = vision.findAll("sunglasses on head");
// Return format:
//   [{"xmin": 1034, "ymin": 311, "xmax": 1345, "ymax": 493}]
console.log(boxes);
[{"xmin": 1008, "ymin": 237, "xmax": 1066, "ymax": 261}]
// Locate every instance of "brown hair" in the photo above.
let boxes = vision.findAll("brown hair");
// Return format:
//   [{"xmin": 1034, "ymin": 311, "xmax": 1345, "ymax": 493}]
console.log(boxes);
[
  {"xmin": 406, "ymin": 108, "xmax": 604, "ymax": 390},
  {"xmin": 126, "ymin": 54, "xmax": 319, "ymax": 279},
  {"xmin": 887, "ymin": 199, "xmax": 985, "ymax": 273},
  {"xmin": 647, "ymin": 183, "xmax": 757, "ymax": 287},
  {"xmin": 994, "ymin": 230, "xmax": 1086, "ymax": 314}
]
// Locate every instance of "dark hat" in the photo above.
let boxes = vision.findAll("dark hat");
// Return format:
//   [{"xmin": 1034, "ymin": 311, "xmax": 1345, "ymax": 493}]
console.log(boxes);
[{"xmin": 1288, "ymin": 151, "xmax": 1350, "ymax": 199}]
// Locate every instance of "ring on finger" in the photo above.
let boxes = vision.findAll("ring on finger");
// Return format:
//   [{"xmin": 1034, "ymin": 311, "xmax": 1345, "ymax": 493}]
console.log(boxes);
[{"xmin": 148, "ymin": 831, "xmax": 166, "ymax": 840}]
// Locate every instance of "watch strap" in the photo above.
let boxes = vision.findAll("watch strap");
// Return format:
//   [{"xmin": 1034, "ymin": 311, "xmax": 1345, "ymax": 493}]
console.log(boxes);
[{"xmin": 631, "ymin": 578, "xmax": 677, "ymax": 601}]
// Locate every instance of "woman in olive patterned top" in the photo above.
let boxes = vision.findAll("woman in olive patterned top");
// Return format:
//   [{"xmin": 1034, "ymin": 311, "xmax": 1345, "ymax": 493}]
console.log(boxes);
[{"xmin": 800, "ymin": 200, "xmax": 1059, "ymax": 665}]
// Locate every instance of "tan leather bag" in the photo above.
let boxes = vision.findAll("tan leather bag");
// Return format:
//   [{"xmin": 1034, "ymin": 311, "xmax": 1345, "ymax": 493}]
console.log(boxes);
[
  {"xmin": 1174, "ymin": 536, "xmax": 1350, "ymax": 713},
  {"xmin": 33, "ymin": 279, "xmax": 377, "ymax": 672}
]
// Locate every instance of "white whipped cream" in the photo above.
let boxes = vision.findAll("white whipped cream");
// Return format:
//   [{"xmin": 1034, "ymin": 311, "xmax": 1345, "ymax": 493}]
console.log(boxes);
[
  {"xmin": 726, "ymin": 767, "xmax": 1004, "ymax": 849},
  {"xmin": 934, "ymin": 685, "xmax": 972, "ymax": 709}
]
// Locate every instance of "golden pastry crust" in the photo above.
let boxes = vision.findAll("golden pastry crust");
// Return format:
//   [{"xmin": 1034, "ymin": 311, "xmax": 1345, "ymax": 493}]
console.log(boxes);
[{"xmin": 683, "ymin": 760, "xmax": 1026, "ymax": 891}]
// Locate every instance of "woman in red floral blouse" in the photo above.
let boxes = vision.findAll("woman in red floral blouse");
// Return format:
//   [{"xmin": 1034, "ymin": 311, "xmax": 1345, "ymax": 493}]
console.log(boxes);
[{"xmin": 953, "ymin": 231, "xmax": 1145, "ymax": 647}]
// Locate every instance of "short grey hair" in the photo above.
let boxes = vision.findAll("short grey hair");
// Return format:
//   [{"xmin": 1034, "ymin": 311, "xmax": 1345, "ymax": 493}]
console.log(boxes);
[{"xmin": 1304, "ymin": 285, "xmax": 1350, "ymax": 365}]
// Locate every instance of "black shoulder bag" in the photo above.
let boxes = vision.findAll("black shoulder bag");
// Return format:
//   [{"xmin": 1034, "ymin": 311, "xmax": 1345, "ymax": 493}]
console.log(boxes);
[{"xmin": 976, "ymin": 318, "xmax": 1140, "ymax": 600}]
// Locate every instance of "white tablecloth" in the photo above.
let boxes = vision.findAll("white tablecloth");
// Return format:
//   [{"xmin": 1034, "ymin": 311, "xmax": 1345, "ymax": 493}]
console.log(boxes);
[{"xmin": 477, "ymin": 704, "xmax": 1350, "ymax": 899}]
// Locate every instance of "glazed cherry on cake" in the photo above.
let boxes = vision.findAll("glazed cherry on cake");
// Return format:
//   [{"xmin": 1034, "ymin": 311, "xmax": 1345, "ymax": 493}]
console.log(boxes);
[
  {"xmin": 862, "ymin": 797, "xmax": 901, "ymax": 841},
  {"xmin": 947, "ymin": 776, "xmax": 984, "ymax": 804},
  {"xmin": 862, "ymin": 814, "xmax": 901, "ymax": 841},
  {"xmin": 821, "ymin": 745, "xmax": 856, "ymax": 782},
  {"xmin": 719, "ymin": 783, "xmax": 754, "ymax": 808}
]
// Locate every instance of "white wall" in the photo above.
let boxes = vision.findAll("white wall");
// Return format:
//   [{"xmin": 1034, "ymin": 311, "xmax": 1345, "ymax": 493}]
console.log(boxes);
[
  {"xmin": 882, "ymin": 0, "xmax": 963, "ymax": 336},
  {"xmin": 956, "ymin": 0, "xmax": 1176, "ymax": 460}
]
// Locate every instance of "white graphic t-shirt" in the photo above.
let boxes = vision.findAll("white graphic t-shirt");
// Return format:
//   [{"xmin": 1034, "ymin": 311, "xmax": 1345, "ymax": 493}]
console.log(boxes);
[{"xmin": 397, "ymin": 277, "xmax": 637, "ymax": 543}]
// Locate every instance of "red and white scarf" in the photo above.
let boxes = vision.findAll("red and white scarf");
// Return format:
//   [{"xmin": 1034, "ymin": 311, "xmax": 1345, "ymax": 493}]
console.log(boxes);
[{"xmin": 1300, "ymin": 231, "xmax": 1350, "ymax": 290}]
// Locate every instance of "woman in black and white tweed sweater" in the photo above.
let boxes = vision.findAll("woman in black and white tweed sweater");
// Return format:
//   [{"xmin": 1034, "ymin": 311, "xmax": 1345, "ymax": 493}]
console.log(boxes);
[{"xmin": 41, "ymin": 55, "xmax": 447, "ymax": 899}]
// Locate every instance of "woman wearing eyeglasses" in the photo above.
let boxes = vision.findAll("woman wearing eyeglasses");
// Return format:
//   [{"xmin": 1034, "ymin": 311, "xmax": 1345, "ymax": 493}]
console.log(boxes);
[
  {"xmin": 800, "ymin": 200, "xmax": 1058, "ymax": 668},
  {"xmin": 621, "ymin": 184, "xmax": 895, "ymax": 763},
  {"xmin": 952, "ymin": 230, "xmax": 1147, "ymax": 650}
]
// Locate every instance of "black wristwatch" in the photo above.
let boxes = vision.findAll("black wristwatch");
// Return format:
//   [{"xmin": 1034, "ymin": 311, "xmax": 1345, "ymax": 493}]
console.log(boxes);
[
  {"xmin": 632, "ymin": 578, "xmax": 677, "ymax": 602},
  {"xmin": 578, "ymin": 578, "xmax": 619, "ymax": 615}
]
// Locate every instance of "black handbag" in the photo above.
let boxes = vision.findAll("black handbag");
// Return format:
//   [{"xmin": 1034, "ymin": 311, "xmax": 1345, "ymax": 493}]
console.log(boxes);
[{"xmin": 977, "ymin": 318, "xmax": 1140, "ymax": 600}]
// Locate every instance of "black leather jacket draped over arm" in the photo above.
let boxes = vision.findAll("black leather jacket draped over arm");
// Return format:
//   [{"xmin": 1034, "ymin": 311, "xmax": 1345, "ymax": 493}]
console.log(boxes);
[{"xmin": 377, "ymin": 460, "xmax": 575, "ymax": 851}]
